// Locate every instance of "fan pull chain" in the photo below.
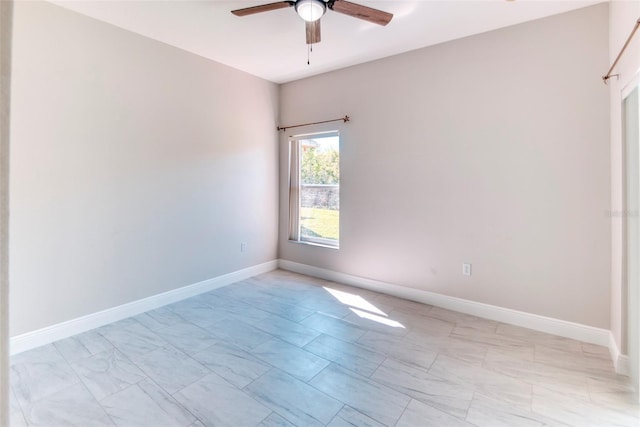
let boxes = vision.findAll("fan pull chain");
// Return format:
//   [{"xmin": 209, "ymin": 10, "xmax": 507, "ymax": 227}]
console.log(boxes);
[{"xmin": 307, "ymin": 43, "xmax": 314, "ymax": 65}]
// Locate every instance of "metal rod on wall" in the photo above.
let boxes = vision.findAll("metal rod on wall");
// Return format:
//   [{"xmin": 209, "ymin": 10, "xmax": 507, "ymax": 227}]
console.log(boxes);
[
  {"xmin": 277, "ymin": 115, "xmax": 350, "ymax": 132},
  {"xmin": 603, "ymin": 17, "xmax": 640, "ymax": 84}
]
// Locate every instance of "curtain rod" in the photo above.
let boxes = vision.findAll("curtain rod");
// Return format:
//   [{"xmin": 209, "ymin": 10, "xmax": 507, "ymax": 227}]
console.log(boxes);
[
  {"xmin": 603, "ymin": 17, "xmax": 640, "ymax": 84},
  {"xmin": 277, "ymin": 115, "xmax": 350, "ymax": 132}
]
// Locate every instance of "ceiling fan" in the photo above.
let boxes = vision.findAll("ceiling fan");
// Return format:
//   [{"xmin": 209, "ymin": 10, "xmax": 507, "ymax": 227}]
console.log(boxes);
[{"xmin": 231, "ymin": 0, "xmax": 393, "ymax": 45}]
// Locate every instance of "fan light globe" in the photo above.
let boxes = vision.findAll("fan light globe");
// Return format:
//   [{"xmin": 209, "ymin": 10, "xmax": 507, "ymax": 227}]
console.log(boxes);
[{"xmin": 295, "ymin": 0, "xmax": 326, "ymax": 22}]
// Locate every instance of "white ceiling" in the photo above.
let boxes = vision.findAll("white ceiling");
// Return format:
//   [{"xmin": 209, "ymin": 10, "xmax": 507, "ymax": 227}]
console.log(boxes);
[{"xmin": 49, "ymin": 0, "xmax": 602, "ymax": 83}]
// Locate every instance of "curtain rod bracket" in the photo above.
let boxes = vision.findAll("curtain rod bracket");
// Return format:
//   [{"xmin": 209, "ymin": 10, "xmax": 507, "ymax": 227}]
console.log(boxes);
[
  {"xmin": 277, "ymin": 115, "xmax": 350, "ymax": 132},
  {"xmin": 603, "ymin": 74, "xmax": 620, "ymax": 84},
  {"xmin": 603, "ymin": 17, "xmax": 640, "ymax": 84}
]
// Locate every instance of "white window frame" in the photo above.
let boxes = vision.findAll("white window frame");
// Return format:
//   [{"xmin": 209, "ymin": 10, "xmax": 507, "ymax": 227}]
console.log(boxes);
[{"xmin": 288, "ymin": 130, "xmax": 340, "ymax": 248}]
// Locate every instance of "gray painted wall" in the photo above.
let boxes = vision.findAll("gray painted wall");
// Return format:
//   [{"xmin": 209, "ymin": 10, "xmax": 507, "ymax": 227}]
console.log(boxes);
[
  {"xmin": 10, "ymin": 1, "xmax": 279, "ymax": 336},
  {"xmin": 279, "ymin": 4, "xmax": 611, "ymax": 328}
]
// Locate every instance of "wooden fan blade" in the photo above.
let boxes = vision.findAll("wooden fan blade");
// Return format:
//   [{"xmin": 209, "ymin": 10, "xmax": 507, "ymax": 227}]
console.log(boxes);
[
  {"xmin": 231, "ymin": 1, "xmax": 293, "ymax": 17},
  {"xmin": 306, "ymin": 20, "xmax": 321, "ymax": 44},
  {"xmin": 329, "ymin": 0, "xmax": 392, "ymax": 26}
]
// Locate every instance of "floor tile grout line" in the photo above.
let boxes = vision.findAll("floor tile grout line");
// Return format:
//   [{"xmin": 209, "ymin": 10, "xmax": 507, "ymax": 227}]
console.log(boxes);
[
  {"xmin": 301, "ymin": 334, "xmax": 389, "ymax": 379},
  {"xmin": 323, "ymin": 403, "xmax": 346, "ymax": 427},
  {"xmin": 132, "ymin": 375, "xmax": 201, "ymax": 425},
  {"xmin": 366, "ymin": 353, "xmax": 476, "ymax": 422},
  {"xmin": 391, "ymin": 395, "xmax": 413, "ymax": 427},
  {"xmin": 241, "ymin": 367, "xmax": 336, "ymax": 426},
  {"xmin": 254, "ymin": 410, "xmax": 278, "ymax": 427},
  {"xmin": 366, "ymin": 355, "xmax": 390, "ymax": 380},
  {"xmin": 11, "ymin": 349, "xmax": 85, "ymax": 406},
  {"xmin": 241, "ymin": 366, "xmax": 275, "ymax": 391},
  {"xmin": 249, "ymin": 336, "xmax": 331, "ymax": 382},
  {"xmin": 304, "ymin": 361, "xmax": 419, "ymax": 424},
  {"xmin": 94, "ymin": 372, "xmax": 149, "ymax": 405},
  {"xmin": 68, "ymin": 347, "xmax": 146, "ymax": 403},
  {"xmin": 72, "ymin": 380, "xmax": 117, "ymax": 427},
  {"xmin": 9, "ymin": 384, "xmax": 29, "ymax": 427},
  {"xmin": 470, "ymin": 390, "xmax": 568, "ymax": 427},
  {"xmin": 52, "ymin": 336, "xmax": 93, "ymax": 365}
]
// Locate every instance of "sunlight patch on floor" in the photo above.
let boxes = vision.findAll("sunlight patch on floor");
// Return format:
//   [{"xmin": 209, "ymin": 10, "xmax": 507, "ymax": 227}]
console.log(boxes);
[
  {"xmin": 349, "ymin": 308, "xmax": 405, "ymax": 329},
  {"xmin": 323, "ymin": 286, "xmax": 405, "ymax": 329},
  {"xmin": 323, "ymin": 287, "xmax": 387, "ymax": 316}
]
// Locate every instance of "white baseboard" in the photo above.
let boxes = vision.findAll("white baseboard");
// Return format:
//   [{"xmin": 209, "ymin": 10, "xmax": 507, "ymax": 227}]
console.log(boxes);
[
  {"xmin": 10, "ymin": 260, "xmax": 278, "ymax": 355},
  {"xmin": 13, "ymin": 258, "xmax": 626, "ymax": 374},
  {"xmin": 617, "ymin": 355, "xmax": 630, "ymax": 376},
  {"xmin": 608, "ymin": 332, "xmax": 630, "ymax": 376},
  {"xmin": 278, "ymin": 259, "xmax": 612, "ymax": 348}
]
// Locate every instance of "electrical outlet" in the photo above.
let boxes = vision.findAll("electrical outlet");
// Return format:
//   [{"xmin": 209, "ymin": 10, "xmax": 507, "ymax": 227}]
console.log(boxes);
[
  {"xmin": 462, "ymin": 263, "xmax": 472, "ymax": 276},
  {"xmin": 240, "ymin": 242, "xmax": 247, "ymax": 253}
]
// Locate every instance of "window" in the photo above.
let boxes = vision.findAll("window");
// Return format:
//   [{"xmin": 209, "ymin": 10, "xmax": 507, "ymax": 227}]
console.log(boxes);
[{"xmin": 289, "ymin": 132, "xmax": 340, "ymax": 248}]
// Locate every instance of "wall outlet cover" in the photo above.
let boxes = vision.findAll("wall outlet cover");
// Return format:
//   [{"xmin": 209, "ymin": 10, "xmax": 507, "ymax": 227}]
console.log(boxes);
[{"xmin": 462, "ymin": 263, "xmax": 472, "ymax": 276}]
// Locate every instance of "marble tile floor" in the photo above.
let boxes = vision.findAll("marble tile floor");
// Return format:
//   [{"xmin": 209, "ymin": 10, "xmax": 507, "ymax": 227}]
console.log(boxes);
[{"xmin": 9, "ymin": 269, "xmax": 640, "ymax": 426}]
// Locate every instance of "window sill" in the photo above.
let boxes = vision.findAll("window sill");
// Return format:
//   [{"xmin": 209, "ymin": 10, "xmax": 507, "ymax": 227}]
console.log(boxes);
[{"xmin": 288, "ymin": 239, "xmax": 340, "ymax": 250}]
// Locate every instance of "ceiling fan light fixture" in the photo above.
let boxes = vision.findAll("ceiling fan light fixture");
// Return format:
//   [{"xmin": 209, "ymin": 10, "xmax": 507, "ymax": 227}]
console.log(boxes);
[{"xmin": 295, "ymin": 0, "xmax": 326, "ymax": 22}]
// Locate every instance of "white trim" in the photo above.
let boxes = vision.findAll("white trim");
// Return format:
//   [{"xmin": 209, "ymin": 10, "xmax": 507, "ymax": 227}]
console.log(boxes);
[
  {"xmin": 621, "ymin": 71, "xmax": 639, "ymax": 99},
  {"xmin": 278, "ymin": 259, "xmax": 612, "ymax": 347},
  {"xmin": 622, "ymin": 72, "xmax": 640, "ymax": 384},
  {"xmin": 289, "ymin": 130, "xmax": 340, "ymax": 140},
  {"xmin": 609, "ymin": 331, "xmax": 621, "ymax": 371},
  {"xmin": 609, "ymin": 332, "xmax": 630, "ymax": 376},
  {"xmin": 10, "ymin": 260, "xmax": 278, "ymax": 355},
  {"xmin": 618, "ymin": 355, "xmax": 631, "ymax": 376}
]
